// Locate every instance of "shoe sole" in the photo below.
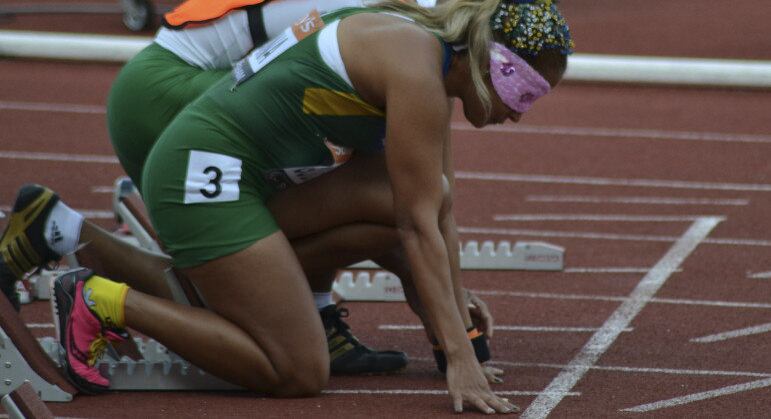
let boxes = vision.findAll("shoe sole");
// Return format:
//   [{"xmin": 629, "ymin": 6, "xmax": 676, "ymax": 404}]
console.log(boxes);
[{"xmin": 52, "ymin": 273, "xmax": 109, "ymax": 395}]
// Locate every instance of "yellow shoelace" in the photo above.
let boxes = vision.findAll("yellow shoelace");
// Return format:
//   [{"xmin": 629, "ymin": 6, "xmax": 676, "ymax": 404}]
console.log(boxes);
[{"xmin": 87, "ymin": 334, "xmax": 109, "ymax": 367}]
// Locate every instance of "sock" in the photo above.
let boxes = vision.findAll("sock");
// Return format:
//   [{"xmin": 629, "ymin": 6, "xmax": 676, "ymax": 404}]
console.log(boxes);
[
  {"xmin": 313, "ymin": 292, "xmax": 334, "ymax": 310},
  {"xmin": 43, "ymin": 201, "xmax": 84, "ymax": 256},
  {"xmin": 83, "ymin": 275, "xmax": 129, "ymax": 328}
]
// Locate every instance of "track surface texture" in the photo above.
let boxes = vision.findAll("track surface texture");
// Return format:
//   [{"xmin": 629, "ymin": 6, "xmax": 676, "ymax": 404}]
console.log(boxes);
[{"xmin": 1, "ymin": 1, "xmax": 770, "ymax": 418}]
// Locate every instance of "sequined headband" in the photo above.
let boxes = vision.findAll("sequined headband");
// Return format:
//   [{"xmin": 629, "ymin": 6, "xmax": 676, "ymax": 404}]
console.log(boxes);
[
  {"xmin": 489, "ymin": 42, "xmax": 550, "ymax": 114},
  {"xmin": 490, "ymin": 0, "xmax": 574, "ymax": 57}
]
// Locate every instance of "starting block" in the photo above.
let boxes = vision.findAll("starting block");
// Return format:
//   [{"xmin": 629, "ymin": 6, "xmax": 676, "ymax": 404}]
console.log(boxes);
[
  {"xmin": 1, "ymin": 382, "xmax": 54, "ymax": 419},
  {"xmin": 334, "ymin": 272, "xmax": 406, "ymax": 302},
  {"xmin": 335, "ymin": 241, "xmax": 564, "ymax": 302},
  {"xmin": 348, "ymin": 240, "xmax": 564, "ymax": 271},
  {"xmin": 1, "ymin": 289, "xmax": 238, "ymax": 403},
  {"xmin": 0, "ymin": 291, "xmax": 76, "ymax": 403}
]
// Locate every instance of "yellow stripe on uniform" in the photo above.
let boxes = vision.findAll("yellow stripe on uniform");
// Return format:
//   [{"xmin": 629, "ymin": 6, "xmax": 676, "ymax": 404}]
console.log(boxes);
[{"xmin": 302, "ymin": 88, "xmax": 384, "ymax": 117}]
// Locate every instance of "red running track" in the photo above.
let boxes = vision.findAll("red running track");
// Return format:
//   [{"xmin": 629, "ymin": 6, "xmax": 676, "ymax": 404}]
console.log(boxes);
[{"xmin": 1, "ymin": 1, "xmax": 770, "ymax": 418}]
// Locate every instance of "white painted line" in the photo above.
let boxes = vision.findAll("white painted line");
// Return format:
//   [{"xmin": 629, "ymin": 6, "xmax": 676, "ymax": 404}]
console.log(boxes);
[
  {"xmin": 564, "ymin": 267, "xmax": 662, "ymax": 274},
  {"xmin": 1, "ymin": 206, "xmax": 114, "ymax": 220},
  {"xmin": 451, "ymin": 122, "xmax": 771, "ymax": 144},
  {"xmin": 323, "ymin": 389, "xmax": 580, "ymax": 397},
  {"xmin": 748, "ymin": 271, "xmax": 771, "ymax": 279},
  {"xmin": 0, "ymin": 100, "xmax": 104, "ymax": 114},
  {"xmin": 456, "ymin": 171, "xmax": 771, "ymax": 192},
  {"xmin": 0, "ymin": 150, "xmax": 119, "ymax": 164},
  {"xmin": 526, "ymin": 195, "xmax": 750, "ymax": 207},
  {"xmin": 25, "ymin": 323, "xmax": 54, "ymax": 329},
  {"xmin": 472, "ymin": 289, "xmax": 771, "ymax": 309},
  {"xmin": 493, "ymin": 214, "xmax": 711, "ymax": 222},
  {"xmin": 91, "ymin": 186, "xmax": 114, "ymax": 194},
  {"xmin": 521, "ymin": 217, "xmax": 722, "ymax": 419},
  {"xmin": 379, "ymin": 324, "xmax": 633, "ymax": 333},
  {"xmin": 3, "ymin": 96, "xmax": 769, "ymax": 147},
  {"xmin": 691, "ymin": 322, "xmax": 771, "ymax": 343},
  {"xmin": 620, "ymin": 377, "xmax": 771, "ymax": 412},
  {"xmin": 484, "ymin": 360, "xmax": 771, "ymax": 379},
  {"xmin": 458, "ymin": 226, "xmax": 771, "ymax": 248}
]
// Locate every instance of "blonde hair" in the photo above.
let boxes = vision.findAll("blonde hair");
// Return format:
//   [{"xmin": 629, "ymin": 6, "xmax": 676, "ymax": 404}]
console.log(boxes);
[{"xmin": 371, "ymin": 0, "xmax": 501, "ymax": 116}]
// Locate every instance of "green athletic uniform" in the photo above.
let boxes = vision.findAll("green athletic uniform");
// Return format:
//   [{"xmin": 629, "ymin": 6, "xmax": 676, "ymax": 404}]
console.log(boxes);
[
  {"xmin": 106, "ymin": 44, "xmax": 228, "ymax": 190},
  {"xmin": 142, "ymin": 7, "xmax": 391, "ymax": 268}
]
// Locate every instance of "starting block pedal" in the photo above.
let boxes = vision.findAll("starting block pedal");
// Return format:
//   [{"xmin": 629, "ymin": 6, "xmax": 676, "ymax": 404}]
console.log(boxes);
[
  {"xmin": 459, "ymin": 241, "xmax": 563, "ymax": 270},
  {"xmin": 333, "ymin": 272, "xmax": 405, "ymax": 302},
  {"xmin": 1, "ymin": 382, "xmax": 54, "ymax": 419},
  {"xmin": 0, "ymin": 293, "xmax": 76, "ymax": 403},
  {"xmin": 36, "ymin": 337, "xmax": 241, "ymax": 392},
  {"xmin": 348, "ymin": 240, "xmax": 564, "ymax": 271}
]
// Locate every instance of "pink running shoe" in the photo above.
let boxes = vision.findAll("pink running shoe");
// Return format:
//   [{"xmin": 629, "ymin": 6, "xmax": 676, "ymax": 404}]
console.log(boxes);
[{"xmin": 52, "ymin": 268, "xmax": 116, "ymax": 393}]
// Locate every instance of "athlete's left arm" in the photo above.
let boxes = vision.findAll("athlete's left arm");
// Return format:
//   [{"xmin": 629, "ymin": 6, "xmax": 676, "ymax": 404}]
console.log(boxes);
[{"xmin": 438, "ymin": 113, "xmax": 473, "ymax": 330}]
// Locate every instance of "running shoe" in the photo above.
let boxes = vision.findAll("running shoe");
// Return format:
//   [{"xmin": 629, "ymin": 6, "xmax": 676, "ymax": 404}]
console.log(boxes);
[
  {"xmin": 52, "ymin": 268, "xmax": 116, "ymax": 393},
  {"xmin": 321, "ymin": 305, "xmax": 408, "ymax": 375},
  {"xmin": 0, "ymin": 184, "xmax": 62, "ymax": 279},
  {"xmin": 0, "ymin": 260, "xmax": 20, "ymax": 311}
]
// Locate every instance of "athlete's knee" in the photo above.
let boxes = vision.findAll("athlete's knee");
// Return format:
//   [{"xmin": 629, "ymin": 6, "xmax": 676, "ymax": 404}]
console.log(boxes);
[{"xmin": 272, "ymin": 353, "xmax": 329, "ymax": 397}]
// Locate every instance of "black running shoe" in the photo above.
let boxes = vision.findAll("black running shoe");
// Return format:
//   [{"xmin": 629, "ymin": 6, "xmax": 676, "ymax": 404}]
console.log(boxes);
[
  {"xmin": 0, "ymin": 185, "xmax": 62, "ymax": 311},
  {"xmin": 320, "ymin": 305, "xmax": 408, "ymax": 375},
  {"xmin": 0, "ymin": 260, "xmax": 20, "ymax": 311},
  {"xmin": 0, "ymin": 184, "xmax": 62, "ymax": 276}
]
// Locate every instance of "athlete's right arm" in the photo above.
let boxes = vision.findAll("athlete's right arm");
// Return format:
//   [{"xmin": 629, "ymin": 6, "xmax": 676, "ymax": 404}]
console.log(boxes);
[{"xmin": 345, "ymin": 20, "xmax": 514, "ymax": 414}]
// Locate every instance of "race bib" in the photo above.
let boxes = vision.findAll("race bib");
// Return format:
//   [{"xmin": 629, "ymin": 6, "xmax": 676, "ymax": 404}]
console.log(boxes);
[
  {"xmin": 232, "ymin": 9, "xmax": 324, "ymax": 87},
  {"xmin": 184, "ymin": 150, "xmax": 242, "ymax": 204}
]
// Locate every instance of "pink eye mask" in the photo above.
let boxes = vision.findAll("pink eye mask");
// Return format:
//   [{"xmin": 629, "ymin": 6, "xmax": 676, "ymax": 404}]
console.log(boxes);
[{"xmin": 489, "ymin": 42, "xmax": 550, "ymax": 114}]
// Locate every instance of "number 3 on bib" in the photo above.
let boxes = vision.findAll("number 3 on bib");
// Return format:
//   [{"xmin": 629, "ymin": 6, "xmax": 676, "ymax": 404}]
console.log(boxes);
[{"xmin": 184, "ymin": 150, "xmax": 242, "ymax": 204}]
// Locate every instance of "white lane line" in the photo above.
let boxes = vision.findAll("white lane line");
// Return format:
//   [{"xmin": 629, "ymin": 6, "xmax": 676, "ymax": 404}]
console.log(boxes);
[
  {"xmin": 0, "ymin": 100, "xmax": 105, "ymax": 114},
  {"xmin": 458, "ymin": 226, "xmax": 771, "ymax": 247},
  {"xmin": 91, "ymin": 186, "xmax": 114, "ymax": 194},
  {"xmin": 379, "ymin": 324, "xmax": 633, "ymax": 333},
  {"xmin": 748, "ymin": 271, "xmax": 771, "ymax": 279},
  {"xmin": 493, "ymin": 214, "xmax": 712, "ymax": 222},
  {"xmin": 2, "ymin": 149, "xmax": 769, "ymax": 196},
  {"xmin": 1, "ymin": 206, "xmax": 114, "ymax": 219},
  {"xmin": 485, "ymin": 360, "xmax": 771, "ymax": 379},
  {"xmin": 2, "ymin": 99, "xmax": 766, "ymax": 145},
  {"xmin": 25, "ymin": 323, "xmax": 55, "ymax": 329},
  {"xmin": 456, "ymin": 171, "xmax": 771, "ymax": 192},
  {"xmin": 526, "ymin": 195, "xmax": 750, "ymax": 207},
  {"xmin": 521, "ymin": 217, "xmax": 722, "ymax": 419},
  {"xmin": 450, "ymin": 121, "xmax": 771, "ymax": 145},
  {"xmin": 323, "ymin": 389, "xmax": 580, "ymax": 397},
  {"xmin": 620, "ymin": 377, "xmax": 771, "ymax": 412},
  {"xmin": 564, "ymin": 267, "xmax": 671, "ymax": 274},
  {"xmin": 472, "ymin": 289, "xmax": 771, "ymax": 309},
  {"xmin": 691, "ymin": 322, "xmax": 771, "ymax": 343},
  {"xmin": 0, "ymin": 150, "xmax": 119, "ymax": 164}
]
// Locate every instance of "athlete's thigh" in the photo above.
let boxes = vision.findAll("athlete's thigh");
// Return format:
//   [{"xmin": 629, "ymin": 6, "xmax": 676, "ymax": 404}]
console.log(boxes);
[
  {"xmin": 268, "ymin": 152, "xmax": 395, "ymax": 239},
  {"xmin": 183, "ymin": 231, "xmax": 328, "ymax": 375}
]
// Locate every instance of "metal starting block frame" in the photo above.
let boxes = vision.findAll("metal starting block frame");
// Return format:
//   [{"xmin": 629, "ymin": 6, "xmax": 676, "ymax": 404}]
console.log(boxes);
[
  {"xmin": 337, "ymin": 240, "xmax": 564, "ymax": 301},
  {"xmin": 36, "ymin": 338, "xmax": 241, "ymax": 393},
  {"xmin": 349, "ymin": 240, "xmax": 564, "ymax": 271},
  {"xmin": 0, "ymin": 328, "xmax": 73, "ymax": 403}
]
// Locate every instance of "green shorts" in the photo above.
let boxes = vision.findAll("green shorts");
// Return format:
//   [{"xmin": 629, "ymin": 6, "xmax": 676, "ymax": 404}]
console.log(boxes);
[
  {"xmin": 141, "ymin": 96, "xmax": 280, "ymax": 268},
  {"xmin": 106, "ymin": 43, "xmax": 228, "ymax": 189}
]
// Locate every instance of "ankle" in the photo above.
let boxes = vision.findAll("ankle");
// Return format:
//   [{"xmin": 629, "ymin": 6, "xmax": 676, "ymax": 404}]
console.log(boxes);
[{"xmin": 83, "ymin": 275, "xmax": 129, "ymax": 328}]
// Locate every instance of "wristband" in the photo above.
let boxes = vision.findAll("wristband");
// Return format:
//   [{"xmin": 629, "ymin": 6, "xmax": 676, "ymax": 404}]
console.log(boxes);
[{"xmin": 432, "ymin": 327, "xmax": 491, "ymax": 373}]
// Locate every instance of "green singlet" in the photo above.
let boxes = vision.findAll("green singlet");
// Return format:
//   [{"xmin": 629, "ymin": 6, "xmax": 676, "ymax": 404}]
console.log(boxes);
[{"xmin": 142, "ymin": 7, "xmax": 392, "ymax": 268}]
